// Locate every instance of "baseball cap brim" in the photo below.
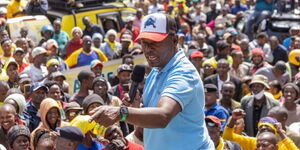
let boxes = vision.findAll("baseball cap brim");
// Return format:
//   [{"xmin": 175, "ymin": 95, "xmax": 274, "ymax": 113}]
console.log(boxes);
[
  {"xmin": 136, "ymin": 32, "xmax": 168, "ymax": 42},
  {"xmin": 92, "ymin": 62, "xmax": 103, "ymax": 69}
]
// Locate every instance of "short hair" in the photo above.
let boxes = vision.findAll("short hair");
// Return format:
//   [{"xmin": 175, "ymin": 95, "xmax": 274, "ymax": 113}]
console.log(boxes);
[
  {"xmin": 267, "ymin": 106, "xmax": 288, "ymax": 119},
  {"xmin": 77, "ymin": 70, "xmax": 94, "ymax": 83},
  {"xmin": 217, "ymin": 59, "xmax": 229, "ymax": 65},
  {"xmin": 44, "ymin": 81, "xmax": 62, "ymax": 90},
  {"xmin": 269, "ymin": 80, "xmax": 281, "ymax": 91},
  {"xmin": 257, "ymin": 132, "xmax": 278, "ymax": 146},
  {"xmin": 216, "ymin": 40, "xmax": 230, "ymax": 51},
  {"xmin": 256, "ymin": 32, "xmax": 268, "ymax": 39},
  {"xmin": 122, "ymin": 54, "xmax": 134, "ymax": 64},
  {"xmin": 222, "ymin": 81, "xmax": 236, "ymax": 89},
  {"xmin": 33, "ymin": 129, "xmax": 53, "ymax": 148},
  {"xmin": 231, "ymin": 50, "xmax": 243, "ymax": 57},
  {"xmin": 274, "ymin": 61, "xmax": 287, "ymax": 73}
]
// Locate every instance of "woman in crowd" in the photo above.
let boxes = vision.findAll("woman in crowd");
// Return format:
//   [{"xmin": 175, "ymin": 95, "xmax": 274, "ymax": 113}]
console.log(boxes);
[{"xmin": 64, "ymin": 27, "xmax": 83, "ymax": 59}]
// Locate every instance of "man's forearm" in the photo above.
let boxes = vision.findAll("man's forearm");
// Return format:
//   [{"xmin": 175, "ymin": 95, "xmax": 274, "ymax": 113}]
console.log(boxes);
[{"xmin": 125, "ymin": 107, "xmax": 176, "ymax": 128}]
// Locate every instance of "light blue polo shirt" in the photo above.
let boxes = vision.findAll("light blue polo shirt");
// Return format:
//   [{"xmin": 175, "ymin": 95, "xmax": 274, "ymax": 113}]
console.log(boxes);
[{"xmin": 143, "ymin": 50, "xmax": 214, "ymax": 150}]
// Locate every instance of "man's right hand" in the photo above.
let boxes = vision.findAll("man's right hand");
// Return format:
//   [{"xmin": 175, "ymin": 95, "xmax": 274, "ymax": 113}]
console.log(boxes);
[{"xmin": 231, "ymin": 109, "xmax": 246, "ymax": 121}]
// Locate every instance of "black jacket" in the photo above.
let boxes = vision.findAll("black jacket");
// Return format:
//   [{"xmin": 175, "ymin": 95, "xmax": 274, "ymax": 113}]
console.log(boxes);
[{"xmin": 204, "ymin": 74, "xmax": 243, "ymax": 101}]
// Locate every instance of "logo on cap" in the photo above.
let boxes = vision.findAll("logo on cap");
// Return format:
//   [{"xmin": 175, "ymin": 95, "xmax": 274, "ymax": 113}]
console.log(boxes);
[{"xmin": 144, "ymin": 17, "xmax": 156, "ymax": 29}]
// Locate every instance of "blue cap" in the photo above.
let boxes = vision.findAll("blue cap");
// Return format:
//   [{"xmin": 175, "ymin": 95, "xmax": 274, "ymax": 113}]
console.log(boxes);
[
  {"xmin": 41, "ymin": 25, "xmax": 54, "ymax": 32},
  {"xmin": 30, "ymin": 82, "xmax": 48, "ymax": 92},
  {"xmin": 56, "ymin": 126, "xmax": 85, "ymax": 142}
]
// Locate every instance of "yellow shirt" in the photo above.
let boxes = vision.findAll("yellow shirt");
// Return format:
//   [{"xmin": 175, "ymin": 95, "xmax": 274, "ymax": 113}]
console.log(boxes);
[
  {"xmin": 223, "ymin": 126, "xmax": 299, "ymax": 150},
  {"xmin": 65, "ymin": 48, "xmax": 108, "ymax": 68},
  {"xmin": 7, "ymin": 0, "xmax": 27, "ymax": 18}
]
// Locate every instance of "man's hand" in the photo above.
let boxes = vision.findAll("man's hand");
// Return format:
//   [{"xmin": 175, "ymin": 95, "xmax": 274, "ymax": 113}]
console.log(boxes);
[
  {"xmin": 89, "ymin": 106, "xmax": 121, "ymax": 127},
  {"xmin": 231, "ymin": 109, "xmax": 246, "ymax": 121},
  {"xmin": 105, "ymin": 139, "xmax": 126, "ymax": 150},
  {"xmin": 122, "ymin": 92, "xmax": 141, "ymax": 108},
  {"xmin": 274, "ymin": 122, "xmax": 287, "ymax": 140},
  {"xmin": 227, "ymin": 109, "xmax": 246, "ymax": 128}
]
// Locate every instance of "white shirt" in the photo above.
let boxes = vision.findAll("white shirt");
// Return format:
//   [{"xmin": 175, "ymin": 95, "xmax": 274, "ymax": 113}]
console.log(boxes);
[
  {"xmin": 289, "ymin": 122, "xmax": 300, "ymax": 134},
  {"xmin": 217, "ymin": 74, "xmax": 230, "ymax": 99},
  {"xmin": 191, "ymin": 12, "xmax": 207, "ymax": 25},
  {"xmin": 22, "ymin": 64, "xmax": 48, "ymax": 83}
]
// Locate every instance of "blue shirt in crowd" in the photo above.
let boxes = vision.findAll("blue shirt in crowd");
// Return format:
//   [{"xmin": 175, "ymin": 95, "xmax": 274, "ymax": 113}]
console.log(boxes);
[
  {"xmin": 205, "ymin": 102, "xmax": 230, "ymax": 131},
  {"xmin": 143, "ymin": 50, "xmax": 214, "ymax": 150},
  {"xmin": 231, "ymin": 4, "xmax": 248, "ymax": 14},
  {"xmin": 255, "ymin": 0, "xmax": 275, "ymax": 11}
]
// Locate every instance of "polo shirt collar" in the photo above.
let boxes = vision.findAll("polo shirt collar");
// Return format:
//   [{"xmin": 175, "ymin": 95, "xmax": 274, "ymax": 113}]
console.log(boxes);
[{"xmin": 156, "ymin": 50, "xmax": 185, "ymax": 73}]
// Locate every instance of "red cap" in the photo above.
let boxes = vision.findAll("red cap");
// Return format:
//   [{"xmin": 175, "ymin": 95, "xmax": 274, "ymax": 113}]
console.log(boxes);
[
  {"xmin": 190, "ymin": 51, "xmax": 204, "ymax": 59},
  {"xmin": 205, "ymin": 116, "xmax": 221, "ymax": 128},
  {"xmin": 251, "ymin": 48, "xmax": 264, "ymax": 58}
]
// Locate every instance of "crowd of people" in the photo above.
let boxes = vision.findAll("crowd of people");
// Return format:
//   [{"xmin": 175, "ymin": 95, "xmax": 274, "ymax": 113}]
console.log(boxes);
[{"xmin": 0, "ymin": 0, "xmax": 299, "ymax": 149}]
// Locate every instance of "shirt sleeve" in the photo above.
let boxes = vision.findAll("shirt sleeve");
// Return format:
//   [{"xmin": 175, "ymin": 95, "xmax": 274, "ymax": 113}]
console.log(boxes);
[
  {"xmin": 160, "ymin": 72, "xmax": 196, "ymax": 110},
  {"xmin": 96, "ymin": 49, "xmax": 108, "ymax": 62},
  {"xmin": 222, "ymin": 126, "xmax": 257, "ymax": 150},
  {"xmin": 6, "ymin": 4, "xmax": 13, "ymax": 18},
  {"xmin": 278, "ymin": 137, "xmax": 299, "ymax": 150},
  {"xmin": 65, "ymin": 50, "xmax": 80, "ymax": 68}
]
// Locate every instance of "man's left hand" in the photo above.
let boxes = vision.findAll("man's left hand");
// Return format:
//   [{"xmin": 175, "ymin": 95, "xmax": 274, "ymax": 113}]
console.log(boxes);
[{"xmin": 89, "ymin": 106, "xmax": 121, "ymax": 127}]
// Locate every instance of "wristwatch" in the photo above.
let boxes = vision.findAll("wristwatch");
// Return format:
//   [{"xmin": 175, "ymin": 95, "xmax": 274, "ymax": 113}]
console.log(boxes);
[{"xmin": 120, "ymin": 106, "xmax": 129, "ymax": 121}]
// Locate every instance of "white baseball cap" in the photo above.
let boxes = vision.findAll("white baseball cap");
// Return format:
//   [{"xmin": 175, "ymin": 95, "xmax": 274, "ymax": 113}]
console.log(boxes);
[
  {"xmin": 136, "ymin": 13, "xmax": 177, "ymax": 42},
  {"xmin": 32, "ymin": 47, "xmax": 47, "ymax": 58}
]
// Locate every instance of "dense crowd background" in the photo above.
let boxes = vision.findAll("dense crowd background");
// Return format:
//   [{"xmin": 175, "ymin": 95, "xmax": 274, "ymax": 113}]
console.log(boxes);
[{"xmin": 0, "ymin": 0, "xmax": 300, "ymax": 150}]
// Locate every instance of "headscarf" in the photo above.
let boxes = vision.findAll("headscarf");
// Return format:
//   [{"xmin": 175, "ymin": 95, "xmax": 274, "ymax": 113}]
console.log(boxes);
[{"xmin": 105, "ymin": 29, "xmax": 118, "ymax": 51}]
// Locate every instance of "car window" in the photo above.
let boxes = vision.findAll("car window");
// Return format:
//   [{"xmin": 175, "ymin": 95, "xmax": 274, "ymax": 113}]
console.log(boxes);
[{"xmin": 97, "ymin": 12, "xmax": 120, "ymax": 33}]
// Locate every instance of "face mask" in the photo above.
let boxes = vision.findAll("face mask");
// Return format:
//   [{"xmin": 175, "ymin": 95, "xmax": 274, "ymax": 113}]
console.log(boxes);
[
  {"xmin": 252, "ymin": 90, "xmax": 264, "ymax": 100},
  {"xmin": 216, "ymin": 30, "xmax": 224, "ymax": 36}
]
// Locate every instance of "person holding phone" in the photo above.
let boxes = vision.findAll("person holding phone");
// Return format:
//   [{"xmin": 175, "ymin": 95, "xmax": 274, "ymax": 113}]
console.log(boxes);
[{"xmin": 110, "ymin": 64, "xmax": 132, "ymax": 100}]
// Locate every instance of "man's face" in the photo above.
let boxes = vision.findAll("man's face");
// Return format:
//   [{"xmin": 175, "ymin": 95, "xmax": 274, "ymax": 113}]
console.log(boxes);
[
  {"xmin": 206, "ymin": 122, "xmax": 220, "ymax": 147},
  {"xmin": 85, "ymin": 74, "xmax": 95, "ymax": 90},
  {"xmin": 205, "ymin": 92, "xmax": 218, "ymax": 107},
  {"xmin": 6, "ymin": 64, "xmax": 18, "ymax": 82},
  {"xmin": 252, "ymin": 55, "xmax": 263, "ymax": 65},
  {"xmin": 0, "ymin": 106, "xmax": 16, "ymax": 131},
  {"xmin": 48, "ymin": 85, "xmax": 61, "ymax": 100},
  {"xmin": 191, "ymin": 57, "xmax": 202, "ymax": 68},
  {"xmin": 0, "ymin": 31, "xmax": 8, "ymax": 39},
  {"xmin": 121, "ymin": 41, "xmax": 130, "ymax": 49},
  {"xmin": 20, "ymin": 29, "xmax": 28, "ymax": 38},
  {"xmin": 181, "ymin": 24, "xmax": 189, "ymax": 34},
  {"xmin": 270, "ymin": 39, "xmax": 278, "ymax": 50},
  {"xmin": 0, "ymin": 85, "xmax": 8, "ymax": 102},
  {"xmin": 83, "ymin": 37, "xmax": 92, "ymax": 52},
  {"xmin": 233, "ymin": 53, "xmax": 243, "ymax": 64},
  {"xmin": 93, "ymin": 81, "xmax": 108, "ymax": 97},
  {"xmin": 221, "ymin": 84, "xmax": 235, "ymax": 100},
  {"xmin": 48, "ymin": 64, "xmax": 59, "ymax": 74},
  {"xmin": 31, "ymin": 88, "xmax": 47, "ymax": 107},
  {"xmin": 43, "ymin": 30, "xmax": 53, "ymax": 39},
  {"xmin": 12, "ymin": 136, "xmax": 30, "ymax": 150},
  {"xmin": 256, "ymin": 135, "xmax": 278, "ymax": 150},
  {"xmin": 93, "ymin": 38, "xmax": 101, "ymax": 48},
  {"xmin": 258, "ymin": 125, "xmax": 275, "ymax": 135},
  {"xmin": 218, "ymin": 47, "xmax": 230, "ymax": 58},
  {"xmin": 53, "ymin": 21, "xmax": 61, "ymax": 32},
  {"xmin": 117, "ymin": 71, "xmax": 131, "ymax": 84},
  {"xmin": 2, "ymin": 40, "xmax": 11, "ymax": 55},
  {"xmin": 216, "ymin": 62, "xmax": 230, "ymax": 76},
  {"xmin": 250, "ymin": 83, "xmax": 265, "ymax": 94},
  {"xmin": 124, "ymin": 58, "xmax": 134, "ymax": 66},
  {"xmin": 91, "ymin": 65, "xmax": 103, "ymax": 77},
  {"xmin": 13, "ymin": 51, "xmax": 25, "ymax": 63},
  {"xmin": 83, "ymin": 17, "xmax": 91, "ymax": 27},
  {"xmin": 141, "ymin": 35, "xmax": 176, "ymax": 69},
  {"xmin": 235, "ymin": 0, "xmax": 240, "ymax": 5},
  {"xmin": 55, "ymin": 137, "xmax": 76, "ymax": 150},
  {"xmin": 35, "ymin": 53, "xmax": 47, "ymax": 65}
]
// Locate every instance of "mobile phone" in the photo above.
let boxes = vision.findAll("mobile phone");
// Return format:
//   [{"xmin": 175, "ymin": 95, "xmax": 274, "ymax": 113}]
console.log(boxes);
[{"xmin": 122, "ymin": 84, "xmax": 129, "ymax": 93}]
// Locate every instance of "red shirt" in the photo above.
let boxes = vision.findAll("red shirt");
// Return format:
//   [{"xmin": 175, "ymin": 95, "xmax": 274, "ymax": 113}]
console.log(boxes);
[
  {"xmin": 120, "ymin": 27, "xmax": 140, "ymax": 42},
  {"xmin": 125, "ymin": 141, "xmax": 144, "ymax": 150},
  {"xmin": 19, "ymin": 63, "xmax": 29, "ymax": 73},
  {"xmin": 65, "ymin": 39, "xmax": 83, "ymax": 58}
]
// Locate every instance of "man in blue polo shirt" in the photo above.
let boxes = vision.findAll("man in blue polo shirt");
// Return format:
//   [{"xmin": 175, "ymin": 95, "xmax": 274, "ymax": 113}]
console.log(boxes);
[{"xmin": 90, "ymin": 13, "xmax": 214, "ymax": 150}]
